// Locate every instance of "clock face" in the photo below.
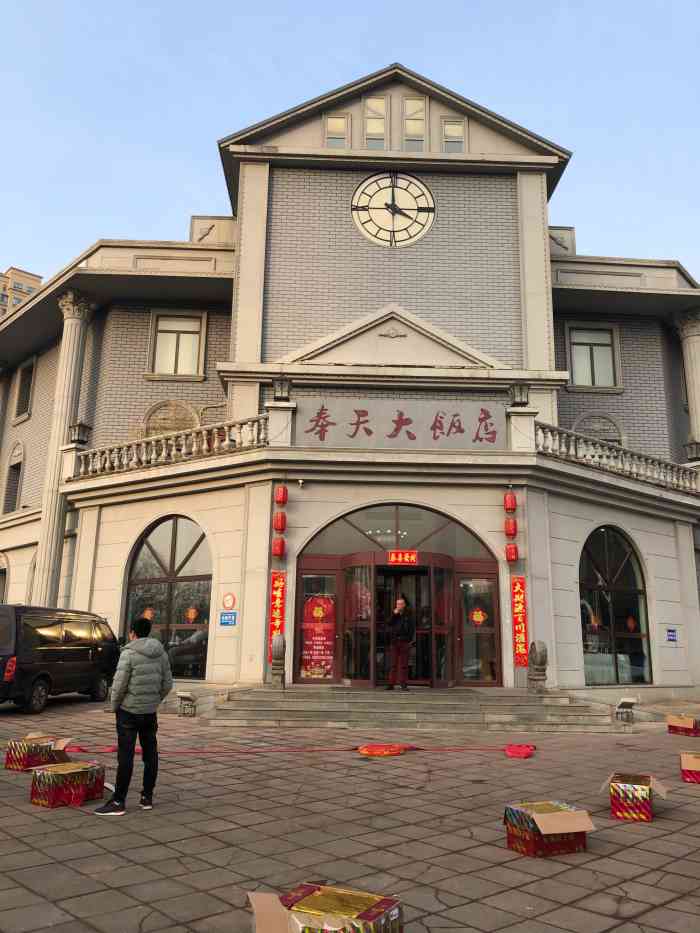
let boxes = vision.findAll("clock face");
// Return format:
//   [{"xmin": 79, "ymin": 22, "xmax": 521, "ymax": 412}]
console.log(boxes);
[{"xmin": 351, "ymin": 172, "xmax": 435, "ymax": 247}]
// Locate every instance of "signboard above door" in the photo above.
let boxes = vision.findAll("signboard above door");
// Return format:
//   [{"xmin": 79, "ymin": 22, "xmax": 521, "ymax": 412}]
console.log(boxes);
[{"xmin": 297, "ymin": 399, "xmax": 506, "ymax": 451}]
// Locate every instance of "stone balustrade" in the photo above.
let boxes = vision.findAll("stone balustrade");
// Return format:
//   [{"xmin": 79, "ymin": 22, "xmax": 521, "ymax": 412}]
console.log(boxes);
[
  {"xmin": 76, "ymin": 415, "xmax": 269, "ymax": 478},
  {"xmin": 535, "ymin": 421, "xmax": 698, "ymax": 494}
]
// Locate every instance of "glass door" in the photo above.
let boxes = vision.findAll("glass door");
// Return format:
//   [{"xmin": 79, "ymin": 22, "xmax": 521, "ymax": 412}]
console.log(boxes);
[
  {"xmin": 375, "ymin": 568, "xmax": 432, "ymax": 686},
  {"xmin": 343, "ymin": 563, "xmax": 373, "ymax": 684},
  {"xmin": 458, "ymin": 576, "xmax": 501, "ymax": 685},
  {"xmin": 433, "ymin": 567, "xmax": 455, "ymax": 687}
]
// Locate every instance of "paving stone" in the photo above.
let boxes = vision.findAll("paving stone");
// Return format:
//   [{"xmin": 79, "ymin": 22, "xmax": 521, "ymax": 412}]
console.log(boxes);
[
  {"xmin": 438, "ymin": 902, "xmax": 520, "ymax": 931},
  {"xmin": 123, "ymin": 878, "xmax": 196, "ymax": 901},
  {"xmin": 155, "ymin": 892, "xmax": 232, "ymax": 923},
  {"xmin": 101, "ymin": 865, "xmax": 164, "ymax": 888},
  {"xmin": 394, "ymin": 884, "xmax": 469, "ymax": 913},
  {"xmin": 7, "ymin": 864, "xmax": 105, "ymax": 899},
  {"xmin": 626, "ymin": 906, "xmax": 699, "ymax": 932},
  {"xmin": 481, "ymin": 890, "xmax": 561, "ymax": 918},
  {"xmin": 31, "ymin": 923, "xmax": 96, "ymax": 933},
  {"xmin": 519, "ymin": 878, "xmax": 592, "ymax": 904},
  {"xmin": 87, "ymin": 905, "xmax": 174, "ymax": 933},
  {"xmin": 183, "ymin": 868, "xmax": 249, "ymax": 890},
  {"xmin": 0, "ymin": 903, "xmax": 73, "ymax": 933},
  {"xmin": 189, "ymin": 910, "xmax": 252, "ymax": 933},
  {"xmin": 57, "ymin": 889, "xmax": 140, "ymax": 918},
  {"xmin": 0, "ymin": 887, "xmax": 45, "ymax": 910}
]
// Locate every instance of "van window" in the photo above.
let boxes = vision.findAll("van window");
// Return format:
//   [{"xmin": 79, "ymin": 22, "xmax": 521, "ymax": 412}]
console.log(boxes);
[
  {"xmin": 24, "ymin": 616, "xmax": 63, "ymax": 647},
  {"xmin": 95, "ymin": 621, "xmax": 115, "ymax": 642},
  {"xmin": 64, "ymin": 619, "xmax": 93, "ymax": 644},
  {"xmin": 0, "ymin": 607, "xmax": 14, "ymax": 654}
]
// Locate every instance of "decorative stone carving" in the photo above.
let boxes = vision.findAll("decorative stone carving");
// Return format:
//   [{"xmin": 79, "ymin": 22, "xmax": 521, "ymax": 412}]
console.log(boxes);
[
  {"xmin": 675, "ymin": 309, "xmax": 700, "ymax": 340},
  {"xmin": 527, "ymin": 641, "xmax": 548, "ymax": 693},
  {"xmin": 270, "ymin": 633, "xmax": 286, "ymax": 690},
  {"xmin": 378, "ymin": 326, "xmax": 407, "ymax": 339},
  {"xmin": 57, "ymin": 289, "xmax": 96, "ymax": 322},
  {"xmin": 141, "ymin": 400, "xmax": 200, "ymax": 439}
]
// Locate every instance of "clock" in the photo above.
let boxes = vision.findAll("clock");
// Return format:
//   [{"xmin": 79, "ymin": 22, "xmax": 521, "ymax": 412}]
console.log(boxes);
[{"xmin": 351, "ymin": 172, "xmax": 435, "ymax": 247}]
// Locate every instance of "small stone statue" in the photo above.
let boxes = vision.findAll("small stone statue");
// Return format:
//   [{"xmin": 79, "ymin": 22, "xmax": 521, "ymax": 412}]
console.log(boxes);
[
  {"xmin": 270, "ymin": 633, "xmax": 286, "ymax": 690},
  {"xmin": 527, "ymin": 641, "xmax": 548, "ymax": 693}
]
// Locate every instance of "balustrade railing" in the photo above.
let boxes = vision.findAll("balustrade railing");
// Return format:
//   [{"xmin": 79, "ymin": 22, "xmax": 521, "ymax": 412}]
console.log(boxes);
[
  {"xmin": 535, "ymin": 422, "xmax": 698, "ymax": 494},
  {"xmin": 76, "ymin": 415, "xmax": 269, "ymax": 478}
]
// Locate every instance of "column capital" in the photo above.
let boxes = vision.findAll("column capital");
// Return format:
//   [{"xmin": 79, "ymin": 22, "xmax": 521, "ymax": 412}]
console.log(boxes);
[
  {"xmin": 675, "ymin": 309, "xmax": 700, "ymax": 340},
  {"xmin": 57, "ymin": 289, "xmax": 96, "ymax": 323}
]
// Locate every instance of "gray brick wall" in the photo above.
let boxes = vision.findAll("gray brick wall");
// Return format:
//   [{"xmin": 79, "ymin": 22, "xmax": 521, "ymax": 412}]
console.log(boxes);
[
  {"xmin": 257, "ymin": 168, "xmax": 523, "ymax": 366},
  {"xmin": 84, "ymin": 306, "xmax": 230, "ymax": 448},
  {"xmin": 554, "ymin": 316, "xmax": 685, "ymax": 462},
  {"xmin": 0, "ymin": 344, "xmax": 59, "ymax": 511}
]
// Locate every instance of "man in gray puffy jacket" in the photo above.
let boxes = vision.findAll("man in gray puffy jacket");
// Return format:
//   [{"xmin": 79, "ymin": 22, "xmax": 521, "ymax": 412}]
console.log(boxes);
[{"xmin": 95, "ymin": 616, "xmax": 173, "ymax": 816}]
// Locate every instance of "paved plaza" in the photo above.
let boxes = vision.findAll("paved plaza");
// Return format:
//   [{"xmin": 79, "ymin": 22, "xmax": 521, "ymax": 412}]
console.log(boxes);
[{"xmin": 0, "ymin": 698, "xmax": 699, "ymax": 933}]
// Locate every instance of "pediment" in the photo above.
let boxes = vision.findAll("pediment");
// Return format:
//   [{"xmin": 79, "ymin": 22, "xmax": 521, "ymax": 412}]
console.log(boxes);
[{"xmin": 281, "ymin": 305, "xmax": 507, "ymax": 369}]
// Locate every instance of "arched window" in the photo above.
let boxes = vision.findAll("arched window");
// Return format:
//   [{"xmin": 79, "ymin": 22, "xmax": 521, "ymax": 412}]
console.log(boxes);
[
  {"xmin": 3, "ymin": 443, "xmax": 24, "ymax": 514},
  {"xmin": 579, "ymin": 526, "xmax": 651, "ymax": 685},
  {"xmin": 126, "ymin": 516, "xmax": 212, "ymax": 680},
  {"xmin": 573, "ymin": 413, "xmax": 624, "ymax": 446}
]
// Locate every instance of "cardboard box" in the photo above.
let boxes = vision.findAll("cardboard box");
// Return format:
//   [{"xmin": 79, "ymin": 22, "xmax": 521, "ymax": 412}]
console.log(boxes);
[
  {"xmin": 667, "ymin": 714, "xmax": 700, "ymax": 736},
  {"xmin": 602, "ymin": 772, "xmax": 667, "ymax": 822},
  {"xmin": 503, "ymin": 801, "xmax": 595, "ymax": 857},
  {"xmin": 30, "ymin": 761, "xmax": 105, "ymax": 809},
  {"xmin": 680, "ymin": 752, "xmax": 700, "ymax": 783},
  {"xmin": 4, "ymin": 734, "xmax": 72, "ymax": 772},
  {"xmin": 249, "ymin": 884, "xmax": 403, "ymax": 932}
]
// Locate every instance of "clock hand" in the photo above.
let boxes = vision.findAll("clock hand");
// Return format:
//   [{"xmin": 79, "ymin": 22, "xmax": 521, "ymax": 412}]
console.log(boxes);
[{"xmin": 384, "ymin": 201, "xmax": 413, "ymax": 220}]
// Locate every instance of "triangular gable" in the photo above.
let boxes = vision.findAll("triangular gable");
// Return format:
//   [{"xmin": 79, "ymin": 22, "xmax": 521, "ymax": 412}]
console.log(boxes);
[
  {"xmin": 219, "ymin": 63, "xmax": 570, "ymax": 163},
  {"xmin": 280, "ymin": 304, "xmax": 507, "ymax": 369}
]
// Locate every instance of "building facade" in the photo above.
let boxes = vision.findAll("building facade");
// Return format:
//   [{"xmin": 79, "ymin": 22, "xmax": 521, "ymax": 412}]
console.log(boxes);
[
  {"xmin": 0, "ymin": 266, "xmax": 41, "ymax": 319},
  {"xmin": 2, "ymin": 64, "xmax": 700, "ymax": 699}
]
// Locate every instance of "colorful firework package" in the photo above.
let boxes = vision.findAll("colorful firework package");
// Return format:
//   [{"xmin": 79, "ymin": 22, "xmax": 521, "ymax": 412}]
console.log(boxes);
[
  {"xmin": 4, "ymin": 734, "xmax": 72, "ymax": 772},
  {"xmin": 503, "ymin": 801, "xmax": 595, "ymax": 857},
  {"xmin": 680, "ymin": 752, "xmax": 700, "ymax": 783},
  {"xmin": 249, "ymin": 883, "xmax": 403, "ymax": 932},
  {"xmin": 667, "ymin": 714, "xmax": 700, "ymax": 737},
  {"xmin": 30, "ymin": 761, "xmax": 105, "ymax": 809},
  {"xmin": 602, "ymin": 772, "xmax": 668, "ymax": 822}
]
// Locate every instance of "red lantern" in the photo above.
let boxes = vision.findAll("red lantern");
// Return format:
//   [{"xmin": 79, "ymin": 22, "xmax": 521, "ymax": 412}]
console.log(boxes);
[
  {"xmin": 272, "ymin": 511, "xmax": 287, "ymax": 533},
  {"xmin": 504, "ymin": 517, "xmax": 518, "ymax": 538},
  {"xmin": 274, "ymin": 485, "xmax": 288, "ymax": 506},
  {"xmin": 271, "ymin": 537, "xmax": 286, "ymax": 558},
  {"xmin": 505, "ymin": 542, "xmax": 519, "ymax": 562},
  {"xmin": 504, "ymin": 491, "xmax": 517, "ymax": 513}
]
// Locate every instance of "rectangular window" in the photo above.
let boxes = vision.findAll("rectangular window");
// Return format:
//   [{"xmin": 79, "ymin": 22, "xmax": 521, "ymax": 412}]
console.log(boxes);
[
  {"xmin": 569, "ymin": 328, "xmax": 617, "ymax": 387},
  {"xmin": 364, "ymin": 97, "xmax": 387, "ymax": 149},
  {"xmin": 443, "ymin": 119, "xmax": 465, "ymax": 153},
  {"xmin": 325, "ymin": 114, "xmax": 349, "ymax": 148},
  {"xmin": 403, "ymin": 97, "xmax": 426, "ymax": 151},
  {"xmin": 14, "ymin": 360, "xmax": 35, "ymax": 419},
  {"xmin": 152, "ymin": 314, "xmax": 204, "ymax": 377},
  {"xmin": 3, "ymin": 462, "xmax": 22, "ymax": 513}
]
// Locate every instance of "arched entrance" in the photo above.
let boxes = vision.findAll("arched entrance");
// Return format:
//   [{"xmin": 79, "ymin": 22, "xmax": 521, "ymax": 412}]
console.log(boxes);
[
  {"xmin": 579, "ymin": 525, "xmax": 651, "ymax": 685},
  {"xmin": 125, "ymin": 516, "xmax": 212, "ymax": 680},
  {"xmin": 295, "ymin": 504, "xmax": 500, "ymax": 687}
]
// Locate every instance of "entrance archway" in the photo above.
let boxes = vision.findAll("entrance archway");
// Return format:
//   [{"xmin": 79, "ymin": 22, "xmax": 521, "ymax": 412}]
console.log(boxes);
[
  {"xmin": 295, "ymin": 504, "xmax": 500, "ymax": 687},
  {"xmin": 125, "ymin": 516, "xmax": 212, "ymax": 679}
]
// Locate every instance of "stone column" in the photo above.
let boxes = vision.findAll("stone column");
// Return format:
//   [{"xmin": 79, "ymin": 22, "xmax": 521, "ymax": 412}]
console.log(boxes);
[
  {"xmin": 676, "ymin": 310, "xmax": 700, "ymax": 462},
  {"xmin": 32, "ymin": 290, "xmax": 94, "ymax": 607}
]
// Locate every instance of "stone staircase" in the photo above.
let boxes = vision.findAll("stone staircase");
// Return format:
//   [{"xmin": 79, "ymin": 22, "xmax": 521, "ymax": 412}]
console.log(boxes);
[{"xmin": 211, "ymin": 686, "xmax": 632, "ymax": 733}]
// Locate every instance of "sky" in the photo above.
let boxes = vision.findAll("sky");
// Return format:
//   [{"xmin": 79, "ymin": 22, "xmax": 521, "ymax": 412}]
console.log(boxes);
[{"xmin": 2, "ymin": 1, "xmax": 699, "ymax": 281}]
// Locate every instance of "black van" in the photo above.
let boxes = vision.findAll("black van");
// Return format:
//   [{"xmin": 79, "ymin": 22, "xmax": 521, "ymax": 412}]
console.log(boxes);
[{"xmin": 0, "ymin": 605, "xmax": 119, "ymax": 714}]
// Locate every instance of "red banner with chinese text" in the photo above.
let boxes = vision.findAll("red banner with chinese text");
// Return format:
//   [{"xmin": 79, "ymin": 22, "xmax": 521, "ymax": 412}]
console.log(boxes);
[
  {"xmin": 268, "ymin": 571, "xmax": 287, "ymax": 662},
  {"xmin": 511, "ymin": 575, "xmax": 529, "ymax": 668},
  {"xmin": 300, "ymin": 595, "xmax": 336, "ymax": 679}
]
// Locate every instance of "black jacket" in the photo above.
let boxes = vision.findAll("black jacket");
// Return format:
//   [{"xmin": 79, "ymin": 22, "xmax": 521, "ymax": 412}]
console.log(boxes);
[{"xmin": 389, "ymin": 609, "xmax": 415, "ymax": 642}]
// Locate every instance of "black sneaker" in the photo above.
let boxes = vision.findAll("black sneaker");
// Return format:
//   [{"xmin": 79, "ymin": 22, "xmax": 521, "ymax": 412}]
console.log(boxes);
[
  {"xmin": 139, "ymin": 794, "xmax": 153, "ymax": 810},
  {"xmin": 94, "ymin": 799, "xmax": 125, "ymax": 816}
]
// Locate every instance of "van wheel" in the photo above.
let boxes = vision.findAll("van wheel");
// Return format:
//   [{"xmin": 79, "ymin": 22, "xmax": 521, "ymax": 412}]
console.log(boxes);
[
  {"xmin": 26, "ymin": 679, "xmax": 49, "ymax": 714},
  {"xmin": 90, "ymin": 675, "xmax": 110, "ymax": 702}
]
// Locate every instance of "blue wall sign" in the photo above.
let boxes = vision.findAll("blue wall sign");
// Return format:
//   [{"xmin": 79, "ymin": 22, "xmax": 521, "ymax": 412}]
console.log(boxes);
[
  {"xmin": 666, "ymin": 627, "xmax": 678, "ymax": 643},
  {"xmin": 220, "ymin": 610, "xmax": 238, "ymax": 627}
]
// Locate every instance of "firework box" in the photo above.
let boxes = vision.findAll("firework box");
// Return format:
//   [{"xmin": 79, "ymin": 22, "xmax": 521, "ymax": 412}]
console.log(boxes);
[
  {"xmin": 30, "ymin": 761, "xmax": 105, "ymax": 809},
  {"xmin": 503, "ymin": 801, "xmax": 594, "ymax": 857},
  {"xmin": 601, "ymin": 772, "xmax": 668, "ymax": 822},
  {"xmin": 667, "ymin": 714, "xmax": 700, "ymax": 736},
  {"xmin": 4, "ymin": 733, "xmax": 73, "ymax": 771},
  {"xmin": 249, "ymin": 884, "xmax": 403, "ymax": 932},
  {"xmin": 680, "ymin": 752, "xmax": 700, "ymax": 783}
]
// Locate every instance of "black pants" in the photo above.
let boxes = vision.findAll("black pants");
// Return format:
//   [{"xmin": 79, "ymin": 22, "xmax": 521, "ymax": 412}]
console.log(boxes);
[{"xmin": 114, "ymin": 708, "xmax": 158, "ymax": 803}]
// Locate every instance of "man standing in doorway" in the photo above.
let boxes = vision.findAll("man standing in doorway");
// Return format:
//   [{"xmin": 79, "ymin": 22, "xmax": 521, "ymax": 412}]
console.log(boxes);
[
  {"xmin": 94, "ymin": 616, "xmax": 173, "ymax": 816},
  {"xmin": 386, "ymin": 594, "xmax": 415, "ymax": 691}
]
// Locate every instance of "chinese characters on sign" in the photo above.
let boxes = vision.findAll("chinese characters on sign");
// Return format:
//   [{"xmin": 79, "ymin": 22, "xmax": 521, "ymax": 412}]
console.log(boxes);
[
  {"xmin": 511, "ymin": 575, "xmax": 529, "ymax": 668},
  {"xmin": 267, "ymin": 571, "xmax": 287, "ymax": 663},
  {"xmin": 300, "ymin": 595, "xmax": 336, "ymax": 679},
  {"xmin": 298, "ymin": 399, "xmax": 506, "ymax": 451},
  {"xmin": 387, "ymin": 550, "xmax": 418, "ymax": 565}
]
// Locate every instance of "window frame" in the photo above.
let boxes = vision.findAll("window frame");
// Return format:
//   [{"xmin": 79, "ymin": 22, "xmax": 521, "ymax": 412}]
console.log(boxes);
[
  {"xmin": 145, "ymin": 309, "xmax": 207, "ymax": 382},
  {"xmin": 3, "ymin": 445, "xmax": 24, "ymax": 515},
  {"xmin": 325, "ymin": 112, "xmax": 351, "ymax": 149},
  {"xmin": 12, "ymin": 356, "xmax": 36, "ymax": 424},
  {"xmin": 564, "ymin": 320, "xmax": 623, "ymax": 393},
  {"xmin": 402, "ymin": 95, "xmax": 428, "ymax": 152},
  {"xmin": 363, "ymin": 94, "xmax": 389, "ymax": 150},
  {"xmin": 441, "ymin": 116, "xmax": 466, "ymax": 154}
]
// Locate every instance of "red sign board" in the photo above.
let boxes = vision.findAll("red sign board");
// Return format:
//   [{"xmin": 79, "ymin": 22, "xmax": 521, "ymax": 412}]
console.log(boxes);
[
  {"xmin": 387, "ymin": 550, "xmax": 418, "ymax": 565},
  {"xmin": 267, "ymin": 571, "xmax": 287, "ymax": 662},
  {"xmin": 300, "ymin": 595, "xmax": 336, "ymax": 679},
  {"xmin": 511, "ymin": 575, "xmax": 529, "ymax": 667}
]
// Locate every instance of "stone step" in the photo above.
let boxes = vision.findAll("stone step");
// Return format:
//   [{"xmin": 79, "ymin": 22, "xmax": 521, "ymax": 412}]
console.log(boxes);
[
  {"xmin": 212, "ymin": 716, "xmax": 628, "ymax": 733},
  {"xmin": 213, "ymin": 706, "xmax": 611, "ymax": 725},
  {"xmin": 216, "ymin": 700, "xmax": 604, "ymax": 717}
]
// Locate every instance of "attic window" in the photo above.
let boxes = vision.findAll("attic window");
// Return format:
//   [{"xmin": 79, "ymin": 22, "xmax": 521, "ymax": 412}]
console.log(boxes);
[
  {"xmin": 403, "ymin": 97, "xmax": 426, "ymax": 151},
  {"xmin": 364, "ymin": 97, "xmax": 387, "ymax": 149},
  {"xmin": 443, "ymin": 119, "xmax": 465, "ymax": 153},
  {"xmin": 326, "ymin": 114, "xmax": 350, "ymax": 148}
]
